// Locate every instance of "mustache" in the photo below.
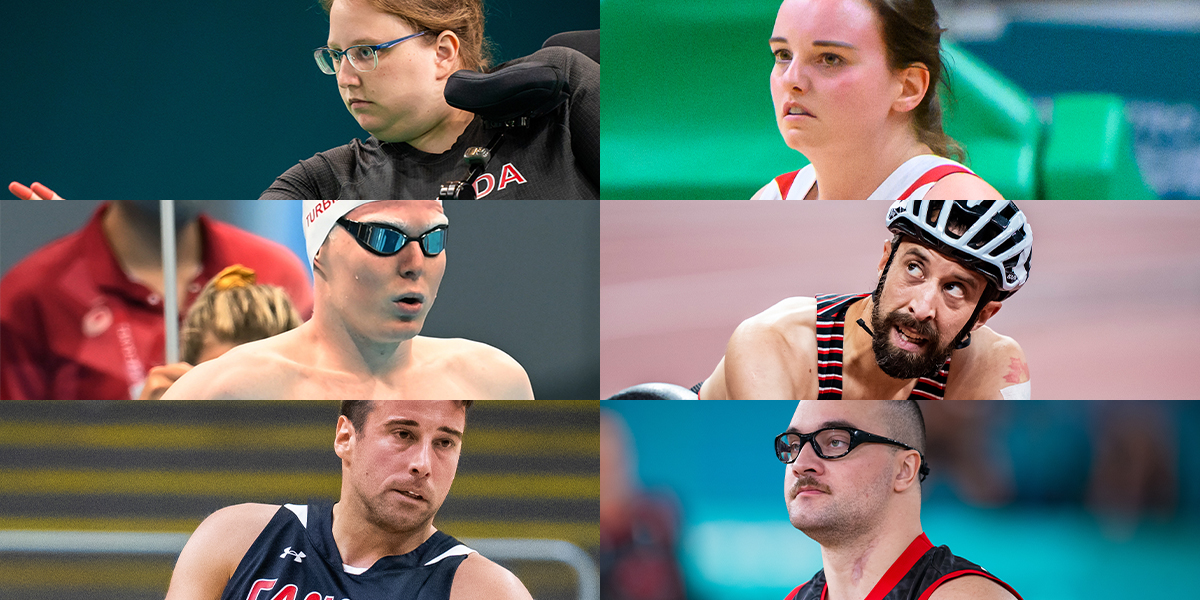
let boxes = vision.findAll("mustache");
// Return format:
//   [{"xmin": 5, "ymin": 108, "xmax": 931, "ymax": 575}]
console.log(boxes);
[
  {"xmin": 884, "ymin": 310, "xmax": 939, "ymax": 342},
  {"xmin": 790, "ymin": 475, "xmax": 831, "ymax": 496}
]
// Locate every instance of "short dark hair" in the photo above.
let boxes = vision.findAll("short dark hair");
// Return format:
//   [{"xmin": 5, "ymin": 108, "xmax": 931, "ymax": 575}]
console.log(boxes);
[
  {"xmin": 339, "ymin": 400, "xmax": 474, "ymax": 432},
  {"xmin": 881, "ymin": 400, "xmax": 927, "ymax": 455}
]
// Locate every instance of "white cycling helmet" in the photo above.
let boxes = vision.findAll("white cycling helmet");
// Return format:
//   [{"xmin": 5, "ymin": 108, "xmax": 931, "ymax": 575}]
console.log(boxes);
[{"xmin": 885, "ymin": 200, "xmax": 1032, "ymax": 301}]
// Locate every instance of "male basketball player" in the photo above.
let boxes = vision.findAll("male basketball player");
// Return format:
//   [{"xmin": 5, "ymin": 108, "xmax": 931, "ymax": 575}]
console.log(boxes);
[
  {"xmin": 165, "ymin": 400, "xmax": 532, "ymax": 600},
  {"xmin": 700, "ymin": 200, "xmax": 1032, "ymax": 400},
  {"xmin": 163, "ymin": 200, "xmax": 533, "ymax": 399},
  {"xmin": 778, "ymin": 400, "xmax": 1022, "ymax": 600}
]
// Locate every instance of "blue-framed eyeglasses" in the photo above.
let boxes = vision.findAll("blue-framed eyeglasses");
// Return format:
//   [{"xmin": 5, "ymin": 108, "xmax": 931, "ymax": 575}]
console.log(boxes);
[
  {"xmin": 337, "ymin": 218, "xmax": 447, "ymax": 257},
  {"xmin": 314, "ymin": 31, "xmax": 428, "ymax": 74}
]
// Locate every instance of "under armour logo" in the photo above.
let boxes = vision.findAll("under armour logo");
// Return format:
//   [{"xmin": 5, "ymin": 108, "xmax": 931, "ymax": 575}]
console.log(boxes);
[{"xmin": 280, "ymin": 547, "xmax": 306, "ymax": 563}]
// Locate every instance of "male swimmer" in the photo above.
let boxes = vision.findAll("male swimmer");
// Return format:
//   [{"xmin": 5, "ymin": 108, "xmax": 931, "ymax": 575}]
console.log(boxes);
[{"xmin": 163, "ymin": 200, "xmax": 533, "ymax": 399}]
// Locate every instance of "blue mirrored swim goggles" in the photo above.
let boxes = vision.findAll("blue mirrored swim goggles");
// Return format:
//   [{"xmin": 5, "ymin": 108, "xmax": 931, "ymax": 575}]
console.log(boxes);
[{"xmin": 337, "ymin": 217, "xmax": 448, "ymax": 257}]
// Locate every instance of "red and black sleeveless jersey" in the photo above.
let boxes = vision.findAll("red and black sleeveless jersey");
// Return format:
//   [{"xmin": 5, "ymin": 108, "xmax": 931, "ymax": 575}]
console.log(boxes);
[
  {"xmin": 815, "ymin": 293, "xmax": 950, "ymax": 400},
  {"xmin": 784, "ymin": 534, "xmax": 1022, "ymax": 600},
  {"xmin": 221, "ymin": 502, "xmax": 474, "ymax": 600}
]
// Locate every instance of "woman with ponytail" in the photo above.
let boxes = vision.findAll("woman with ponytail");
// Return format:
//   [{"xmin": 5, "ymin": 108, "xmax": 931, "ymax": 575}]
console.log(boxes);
[{"xmin": 754, "ymin": 0, "xmax": 1004, "ymax": 200}]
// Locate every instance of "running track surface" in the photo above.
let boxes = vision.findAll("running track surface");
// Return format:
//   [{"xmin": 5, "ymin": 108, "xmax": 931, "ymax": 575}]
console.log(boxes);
[{"xmin": 600, "ymin": 201, "xmax": 1200, "ymax": 400}]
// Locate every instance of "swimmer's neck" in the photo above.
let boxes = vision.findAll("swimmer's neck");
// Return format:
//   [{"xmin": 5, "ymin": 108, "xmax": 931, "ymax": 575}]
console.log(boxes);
[{"xmin": 304, "ymin": 312, "xmax": 419, "ymax": 377}]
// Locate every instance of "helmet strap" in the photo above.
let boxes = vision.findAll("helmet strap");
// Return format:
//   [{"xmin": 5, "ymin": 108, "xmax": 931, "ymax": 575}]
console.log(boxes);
[{"xmin": 951, "ymin": 284, "xmax": 997, "ymax": 351}]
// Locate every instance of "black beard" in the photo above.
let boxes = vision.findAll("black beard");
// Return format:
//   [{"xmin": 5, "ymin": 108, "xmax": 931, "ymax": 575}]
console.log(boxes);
[{"xmin": 869, "ymin": 301, "xmax": 955, "ymax": 380}]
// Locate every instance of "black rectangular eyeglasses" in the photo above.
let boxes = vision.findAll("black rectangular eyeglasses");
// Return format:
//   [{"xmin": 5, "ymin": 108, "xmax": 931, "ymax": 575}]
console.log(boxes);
[
  {"xmin": 337, "ymin": 217, "xmax": 447, "ymax": 257},
  {"xmin": 774, "ymin": 427, "xmax": 929, "ymax": 481}
]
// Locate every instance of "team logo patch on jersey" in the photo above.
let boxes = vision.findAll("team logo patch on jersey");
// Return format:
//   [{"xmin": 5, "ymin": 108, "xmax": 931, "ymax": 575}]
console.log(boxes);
[{"xmin": 280, "ymin": 547, "xmax": 306, "ymax": 563}]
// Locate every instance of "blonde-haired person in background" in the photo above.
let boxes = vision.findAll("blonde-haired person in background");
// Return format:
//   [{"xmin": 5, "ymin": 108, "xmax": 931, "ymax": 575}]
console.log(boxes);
[{"xmin": 139, "ymin": 265, "xmax": 303, "ymax": 400}]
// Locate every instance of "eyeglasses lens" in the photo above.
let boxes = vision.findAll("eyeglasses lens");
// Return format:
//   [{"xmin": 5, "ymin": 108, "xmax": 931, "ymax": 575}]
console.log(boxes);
[
  {"xmin": 347, "ymin": 46, "xmax": 376, "ymax": 72},
  {"xmin": 315, "ymin": 49, "xmax": 338, "ymax": 74},
  {"xmin": 814, "ymin": 429, "xmax": 853, "ymax": 458}
]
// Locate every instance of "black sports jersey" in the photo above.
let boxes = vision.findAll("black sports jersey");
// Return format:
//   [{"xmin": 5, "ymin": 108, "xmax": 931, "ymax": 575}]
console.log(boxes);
[
  {"xmin": 260, "ymin": 46, "xmax": 598, "ymax": 200},
  {"xmin": 221, "ymin": 502, "xmax": 474, "ymax": 600},
  {"xmin": 815, "ymin": 293, "xmax": 950, "ymax": 400},
  {"xmin": 785, "ymin": 534, "xmax": 1021, "ymax": 600}
]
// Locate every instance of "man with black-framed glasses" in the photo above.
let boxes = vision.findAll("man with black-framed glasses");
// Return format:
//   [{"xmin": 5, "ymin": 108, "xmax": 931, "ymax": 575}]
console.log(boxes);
[
  {"xmin": 778, "ymin": 400, "xmax": 1021, "ymax": 600},
  {"xmin": 164, "ymin": 200, "xmax": 533, "ymax": 399}
]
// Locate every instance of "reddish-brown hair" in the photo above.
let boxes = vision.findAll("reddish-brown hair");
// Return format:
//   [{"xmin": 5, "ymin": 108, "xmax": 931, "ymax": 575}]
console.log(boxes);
[{"xmin": 320, "ymin": 0, "xmax": 492, "ymax": 72}]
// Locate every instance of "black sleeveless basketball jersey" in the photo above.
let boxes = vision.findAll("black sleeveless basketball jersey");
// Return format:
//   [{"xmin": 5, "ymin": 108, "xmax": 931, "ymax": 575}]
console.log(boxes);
[
  {"xmin": 221, "ymin": 502, "xmax": 475, "ymax": 600},
  {"xmin": 815, "ymin": 293, "xmax": 950, "ymax": 400},
  {"xmin": 784, "ymin": 534, "xmax": 1022, "ymax": 600}
]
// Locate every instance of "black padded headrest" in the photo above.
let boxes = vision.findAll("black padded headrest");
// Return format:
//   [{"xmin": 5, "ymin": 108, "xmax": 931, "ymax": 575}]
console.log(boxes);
[
  {"xmin": 543, "ymin": 30, "xmax": 599, "ymax": 64},
  {"xmin": 444, "ymin": 62, "xmax": 568, "ymax": 124},
  {"xmin": 606, "ymin": 383, "xmax": 699, "ymax": 400}
]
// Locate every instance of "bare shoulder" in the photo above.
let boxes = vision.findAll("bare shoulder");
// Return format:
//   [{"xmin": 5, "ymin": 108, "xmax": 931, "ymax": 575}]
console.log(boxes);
[
  {"xmin": 161, "ymin": 338, "xmax": 295, "ymax": 400},
  {"xmin": 419, "ymin": 337, "xmax": 534, "ymax": 400},
  {"xmin": 194, "ymin": 503, "xmax": 280, "ymax": 547},
  {"xmin": 731, "ymin": 297, "xmax": 819, "ymax": 342},
  {"xmin": 164, "ymin": 503, "xmax": 279, "ymax": 600},
  {"xmin": 928, "ymin": 575, "xmax": 1020, "ymax": 600},
  {"xmin": 925, "ymin": 173, "xmax": 1005, "ymax": 200},
  {"xmin": 450, "ymin": 552, "xmax": 533, "ymax": 600},
  {"xmin": 720, "ymin": 297, "xmax": 819, "ymax": 400},
  {"xmin": 946, "ymin": 326, "xmax": 1029, "ymax": 400}
]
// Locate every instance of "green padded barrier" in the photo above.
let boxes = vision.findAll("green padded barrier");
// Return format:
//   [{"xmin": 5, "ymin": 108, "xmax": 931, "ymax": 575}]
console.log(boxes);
[
  {"xmin": 939, "ymin": 41, "xmax": 1041, "ymax": 200},
  {"xmin": 1041, "ymin": 93, "xmax": 1157, "ymax": 199},
  {"xmin": 601, "ymin": 0, "xmax": 807, "ymax": 199}
]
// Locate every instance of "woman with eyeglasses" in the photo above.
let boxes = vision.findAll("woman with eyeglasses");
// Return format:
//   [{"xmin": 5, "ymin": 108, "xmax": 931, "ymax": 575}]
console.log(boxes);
[
  {"xmin": 753, "ymin": 0, "xmax": 1003, "ymax": 200},
  {"xmin": 9, "ymin": 0, "xmax": 598, "ymax": 201},
  {"xmin": 261, "ymin": 0, "xmax": 598, "ymax": 200}
]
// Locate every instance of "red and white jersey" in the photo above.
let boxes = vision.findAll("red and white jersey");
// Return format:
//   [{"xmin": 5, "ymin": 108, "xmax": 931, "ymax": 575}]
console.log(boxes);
[{"xmin": 752, "ymin": 155, "xmax": 977, "ymax": 200}]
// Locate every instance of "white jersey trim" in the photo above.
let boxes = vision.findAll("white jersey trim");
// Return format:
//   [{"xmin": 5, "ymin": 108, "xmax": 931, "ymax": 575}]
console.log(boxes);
[
  {"xmin": 284, "ymin": 504, "xmax": 309, "ymax": 528},
  {"xmin": 999, "ymin": 380, "xmax": 1032, "ymax": 400},
  {"xmin": 424, "ymin": 544, "xmax": 477, "ymax": 566},
  {"xmin": 753, "ymin": 155, "xmax": 975, "ymax": 200}
]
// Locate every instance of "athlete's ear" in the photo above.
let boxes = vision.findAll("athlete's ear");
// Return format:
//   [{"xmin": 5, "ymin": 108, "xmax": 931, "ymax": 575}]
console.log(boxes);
[
  {"xmin": 894, "ymin": 450, "xmax": 921, "ymax": 492},
  {"xmin": 433, "ymin": 30, "xmax": 462, "ymax": 79},
  {"xmin": 878, "ymin": 238, "xmax": 894, "ymax": 276},
  {"xmin": 970, "ymin": 301, "xmax": 1003, "ymax": 332},
  {"xmin": 892, "ymin": 63, "xmax": 930, "ymax": 114},
  {"xmin": 313, "ymin": 244, "xmax": 329, "ymax": 281},
  {"xmin": 334, "ymin": 415, "xmax": 356, "ymax": 462}
]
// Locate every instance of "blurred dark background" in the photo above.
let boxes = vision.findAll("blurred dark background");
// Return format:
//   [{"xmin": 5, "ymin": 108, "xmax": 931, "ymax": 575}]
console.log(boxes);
[{"xmin": 1, "ymin": 0, "xmax": 599, "ymax": 199}]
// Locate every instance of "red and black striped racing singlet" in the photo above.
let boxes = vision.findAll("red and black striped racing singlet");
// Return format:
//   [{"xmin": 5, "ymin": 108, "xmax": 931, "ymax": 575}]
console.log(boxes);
[
  {"xmin": 784, "ymin": 533, "xmax": 1023, "ymax": 600},
  {"xmin": 815, "ymin": 293, "xmax": 950, "ymax": 400}
]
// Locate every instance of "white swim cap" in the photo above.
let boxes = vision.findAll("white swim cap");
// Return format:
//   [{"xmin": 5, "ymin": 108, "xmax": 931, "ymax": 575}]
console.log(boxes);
[{"xmin": 301, "ymin": 200, "xmax": 441, "ymax": 267}]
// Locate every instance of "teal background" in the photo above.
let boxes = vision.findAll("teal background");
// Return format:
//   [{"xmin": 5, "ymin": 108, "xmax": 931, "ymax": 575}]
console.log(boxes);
[
  {"xmin": 604, "ymin": 400, "xmax": 1200, "ymax": 600},
  {"xmin": 2, "ymin": 0, "xmax": 598, "ymax": 200}
]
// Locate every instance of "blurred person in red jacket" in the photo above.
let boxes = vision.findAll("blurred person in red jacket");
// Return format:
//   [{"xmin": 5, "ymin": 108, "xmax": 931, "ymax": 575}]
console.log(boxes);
[
  {"xmin": 601, "ymin": 410, "xmax": 687, "ymax": 600},
  {"xmin": 1, "ymin": 201, "xmax": 313, "ymax": 400}
]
